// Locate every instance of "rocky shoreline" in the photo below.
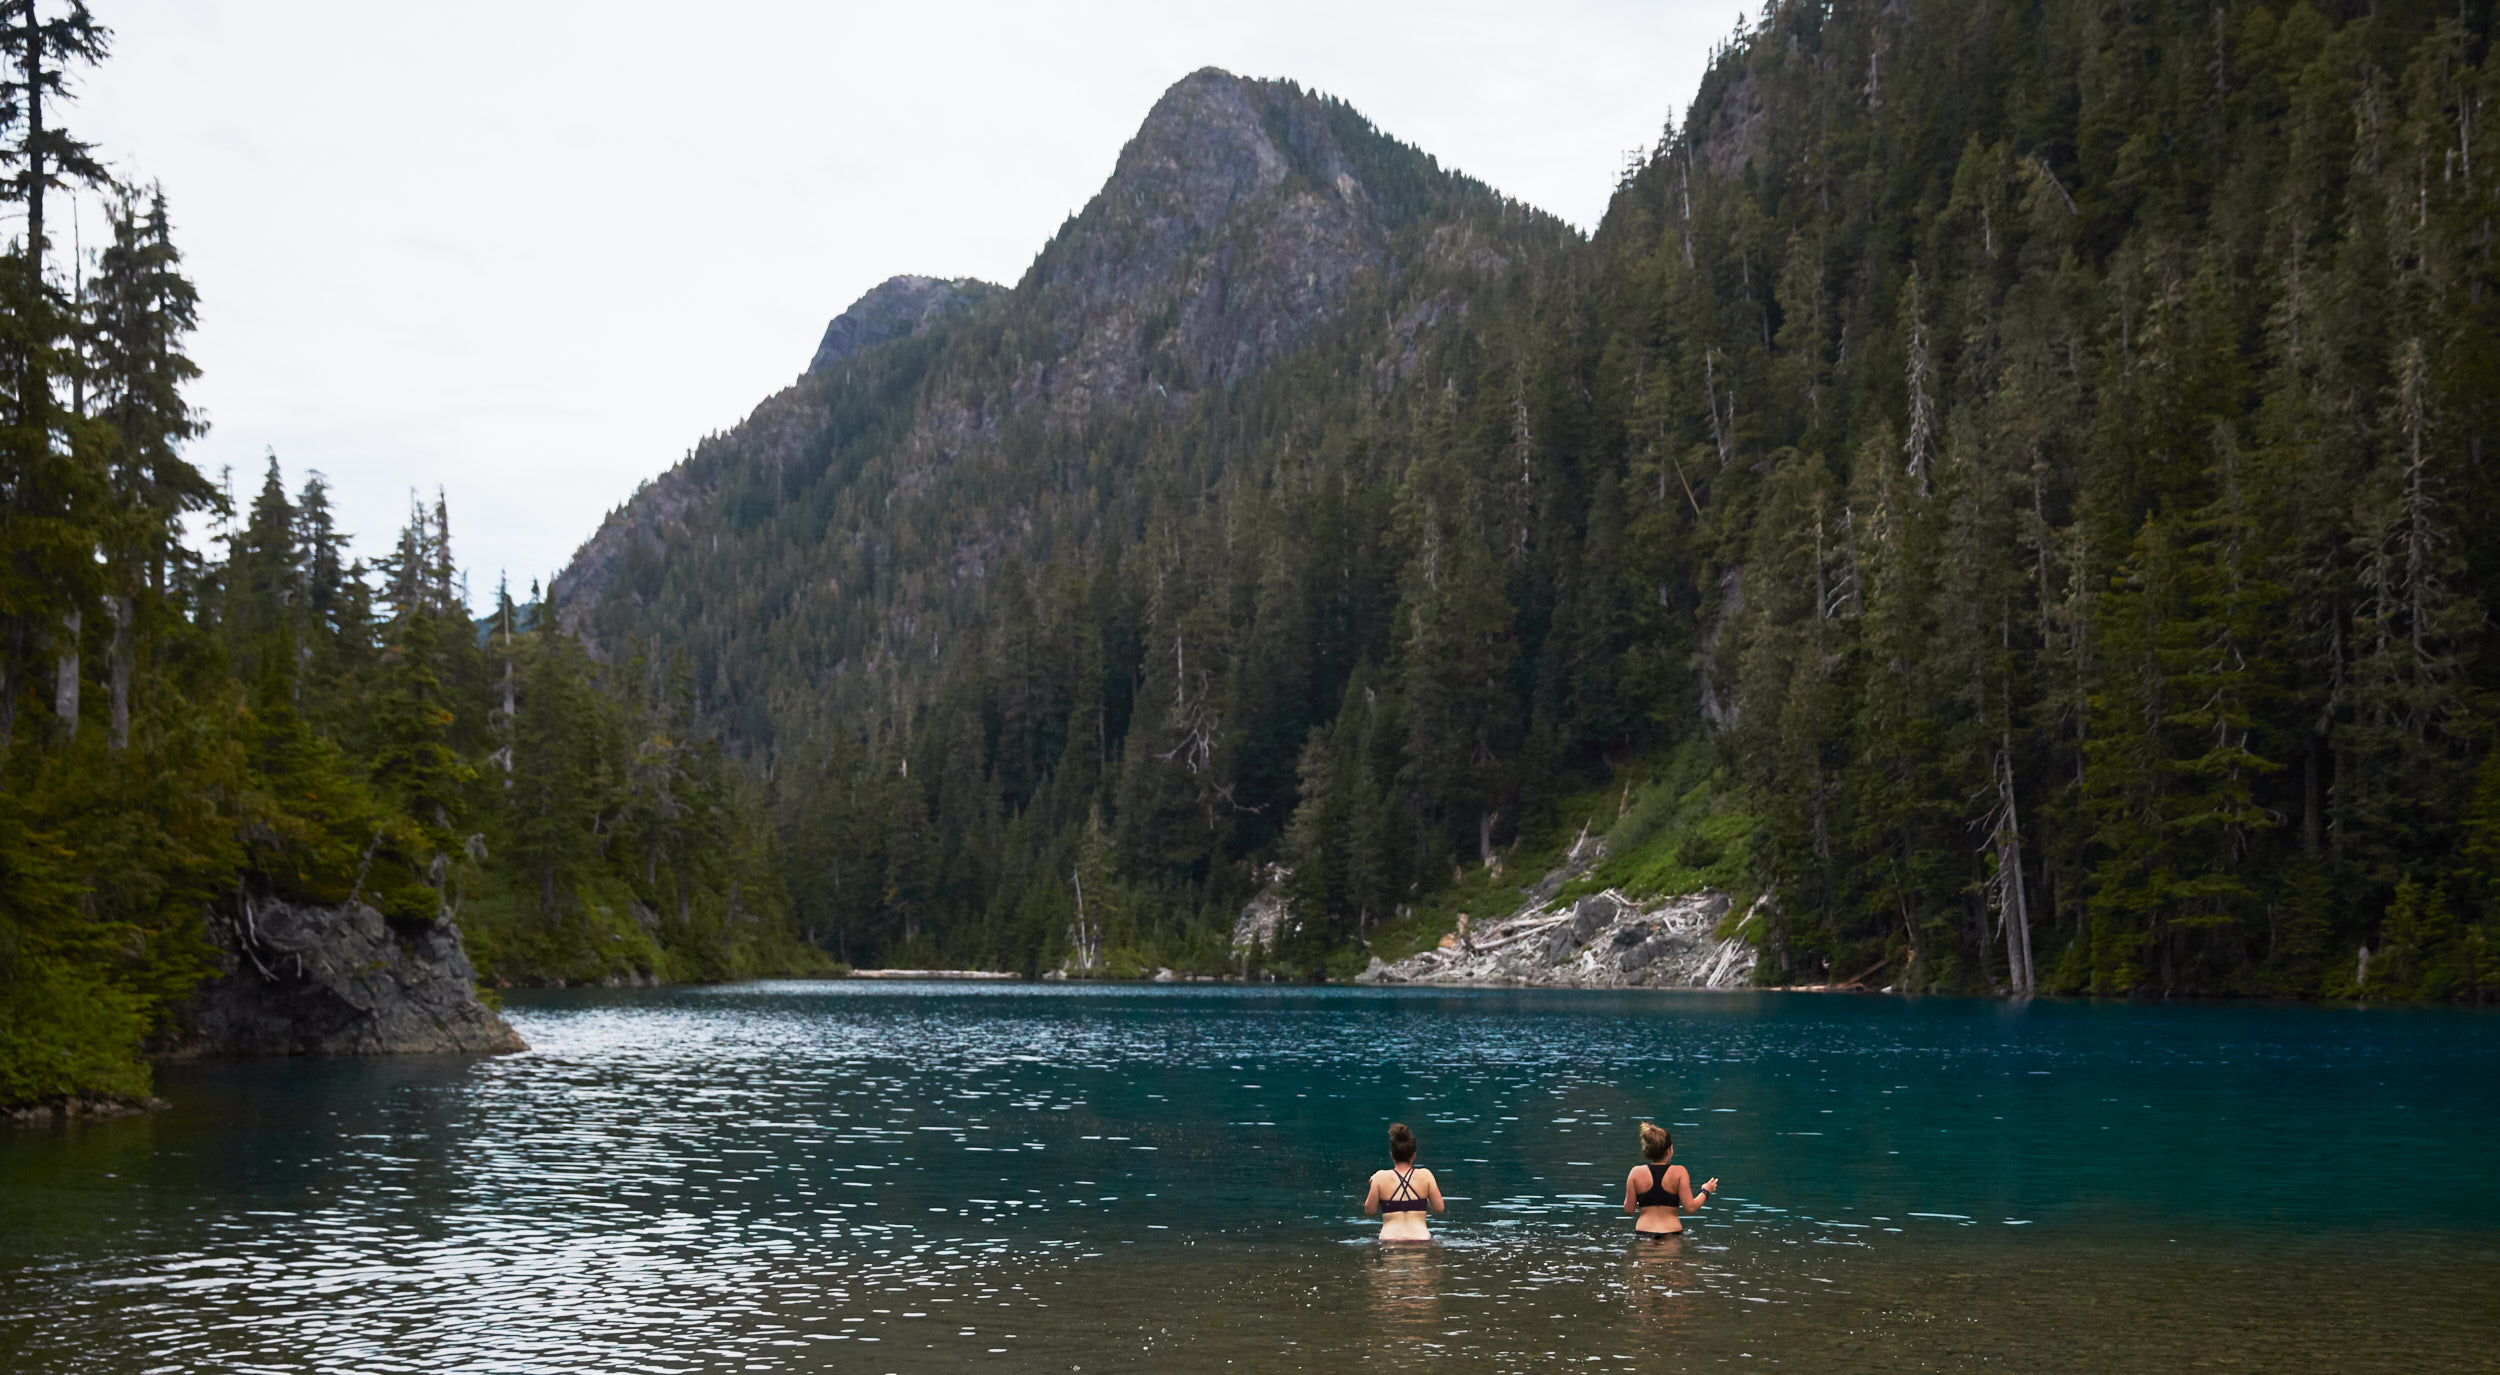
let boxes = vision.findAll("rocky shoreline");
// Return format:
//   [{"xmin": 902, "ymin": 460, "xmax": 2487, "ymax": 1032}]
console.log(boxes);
[
  {"xmin": 1232, "ymin": 830, "xmax": 1761, "ymax": 992},
  {"xmin": 4, "ymin": 1095, "xmax": 172, "ymax": 1128},
  {"xmin": 154, "ymin": 896, "xmax": 526, "ymax": 1060},
  {"xmin": 1356, "ymin": 888, "xmax": 1756, "ymax": 989}
]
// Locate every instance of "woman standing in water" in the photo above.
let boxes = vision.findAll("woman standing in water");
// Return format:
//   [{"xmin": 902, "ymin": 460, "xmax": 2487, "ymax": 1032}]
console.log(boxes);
[
  {"xmin": 1624, "ymin": 1122, "xmax": 1717, "ymax": 1236},
  {"xmin": 1362, "ymin": 1123, "xmax": 1444, "ymax": 1241}
]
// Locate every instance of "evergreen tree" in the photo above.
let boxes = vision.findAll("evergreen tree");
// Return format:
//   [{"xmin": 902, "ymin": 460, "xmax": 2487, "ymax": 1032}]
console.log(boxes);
[{"xmin": 0, "ymin": 1, "xmax": 112, "ymax": 744}]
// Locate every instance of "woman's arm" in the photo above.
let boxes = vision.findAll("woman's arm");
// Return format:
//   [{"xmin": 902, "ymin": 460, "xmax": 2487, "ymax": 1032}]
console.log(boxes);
[
  {"xmin": 1624, "ymin": 1168, "xmax": 1643, "ymax": 1215},
  {"xmin": 1425, "ymin": 1169, "xmax": 1446, "ymax": 1214},
  {"xmin": 1362, "ymin": 1174, "xmax": 1381, "ymax": 1216},
  {"xmin": 1680, "ymin": 1169, "xmax": 1721, "ymax": 1214}
]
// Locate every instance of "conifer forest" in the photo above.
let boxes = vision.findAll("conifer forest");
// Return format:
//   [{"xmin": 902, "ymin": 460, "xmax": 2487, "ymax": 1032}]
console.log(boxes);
[{"xmin": 8, "ymin": 0, "xmax": 2500, "ymax": 1107}]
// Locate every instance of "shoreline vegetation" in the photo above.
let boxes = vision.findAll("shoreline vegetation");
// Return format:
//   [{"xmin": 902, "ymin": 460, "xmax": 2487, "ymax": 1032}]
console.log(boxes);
[{"xmin": 9, "ymin": 0, "xmax": 2500, "ymax": 1117}]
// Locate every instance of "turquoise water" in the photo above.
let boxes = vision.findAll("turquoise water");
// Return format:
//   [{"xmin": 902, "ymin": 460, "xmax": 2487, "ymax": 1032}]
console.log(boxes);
[{"xmin": 2, "ymin": 983, "xmax": 2494, "ymax": 1371}]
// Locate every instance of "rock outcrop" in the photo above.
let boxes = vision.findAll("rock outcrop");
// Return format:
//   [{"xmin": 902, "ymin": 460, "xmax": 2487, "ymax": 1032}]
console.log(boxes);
[
  {"xmin": 1230, "ymin": 864, "xmax": 1294, "ymax": 957},
  {"xmin": 807, "ymin": 274, "xmax": 1003, "ymax": 373},
  {"xmin": 155, "ymin": 898, "xmax": 526, "ymax": 1059},
  {"xmin": 1356, "ymin": 833, "xmax": 1756, "ymax": 990},
  {"xmin": 1358, "ymin": 889, "xmax": 1756, "ymax": 990}
]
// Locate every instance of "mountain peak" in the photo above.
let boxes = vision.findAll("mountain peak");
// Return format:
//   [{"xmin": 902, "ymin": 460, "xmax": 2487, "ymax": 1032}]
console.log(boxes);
[
  {"xmin": 1107, "ymin": 69, "xmax": 1297, "ymax": 235},
  {"xmin": 563, "ymin": 70, "xmax": 1540, "ymax": 656},
  {"xmin": 1015, "ymin": 70, "xmax": 1496, "ymax": 415},
  {"xmin": 808, "ymin": 274, "xmax": 1001, "ymax": 373}
]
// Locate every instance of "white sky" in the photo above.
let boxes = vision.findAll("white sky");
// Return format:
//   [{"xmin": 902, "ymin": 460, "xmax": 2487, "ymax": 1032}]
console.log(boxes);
[{"xmin": 71, "ymin": 0, "xmax": 1735, "ymax": 604}]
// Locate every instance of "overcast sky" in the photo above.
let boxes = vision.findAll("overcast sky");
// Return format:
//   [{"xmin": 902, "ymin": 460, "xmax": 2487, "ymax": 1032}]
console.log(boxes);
[{"xmin": 71, "ymin": 0, "xmax": 1735, "ymax": 603}]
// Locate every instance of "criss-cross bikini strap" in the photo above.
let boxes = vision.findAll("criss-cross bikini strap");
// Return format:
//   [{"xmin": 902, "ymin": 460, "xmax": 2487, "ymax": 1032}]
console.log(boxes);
[{"xmin": 1389, "ymin": 1166, "xmax": 1421, "ymax": 1199}]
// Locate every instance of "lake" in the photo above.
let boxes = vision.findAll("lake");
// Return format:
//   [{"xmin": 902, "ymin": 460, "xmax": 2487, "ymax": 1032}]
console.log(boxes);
[{"xmin": 2, "ymin": 982, "xmax": 2493, "ymax": 1372}]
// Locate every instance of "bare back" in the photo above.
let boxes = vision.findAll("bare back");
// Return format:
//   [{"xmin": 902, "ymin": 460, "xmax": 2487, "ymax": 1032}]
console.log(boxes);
[
  {"xmin": 1623, "ymin": 1160, "xmax": 1691, "ymax": 1234},
  {"xmin": 1364, "ymin": 1164, "xmax": 1444, "ymax": 1241}
]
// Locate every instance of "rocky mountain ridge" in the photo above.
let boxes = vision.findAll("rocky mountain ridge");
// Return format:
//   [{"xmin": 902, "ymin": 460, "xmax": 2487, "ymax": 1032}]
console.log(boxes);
[
  {"xmin": 808, "ymin": 275, "xmax": 1002, "ymax": 374},
  {"xmin": 1014, "ymin": 67, "xmax": 1400, "ymax": 419},
  {"xmin": 550, "ymin": 67, "xmax": 1564, "ymax": 740}
]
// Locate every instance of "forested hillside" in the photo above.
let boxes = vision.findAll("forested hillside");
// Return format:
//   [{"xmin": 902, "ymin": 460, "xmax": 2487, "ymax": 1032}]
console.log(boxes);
[
  {"xmin": 566, "ymin": 3, "xmax": 2500, "ymax": 1000},
  {"xmin": 0, "ymin": 10, "xmax": 816, "ymax": 1111},
  {"xmin": 556, "ymin": 69, "xmax": 1586, "ymax": 973},
  {"xmin": 1619, "ymin": 0, "xmax": 2500, "ymax": 999}
]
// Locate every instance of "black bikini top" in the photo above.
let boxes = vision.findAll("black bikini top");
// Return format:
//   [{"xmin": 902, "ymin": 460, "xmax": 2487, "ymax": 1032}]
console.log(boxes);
[
  {"xmin": 1381, "ymin": 1165, "xmax": 1429, "ymax": 1213},
  {"xmin": 1635, "ymin": 1163, "xmax": 1678, "ymax": 1209}
]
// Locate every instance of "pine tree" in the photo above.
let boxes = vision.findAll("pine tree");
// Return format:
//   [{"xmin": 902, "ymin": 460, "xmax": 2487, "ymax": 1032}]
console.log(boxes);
[
  {"xmin": 223, "ymin": 454, "xmax": 299, "ymax": 696},
  {"xmin": 1393, "ymin": 386, "xmax": 1519, "ymax": 872},
  {"xmin": 1279, "ymin": 725, "xmax": 1345, "ymax": 937},
  {"xmin": 83, "ymin": 188, "xmax": 207, "ymax": 750},
  {"xmin": 0, "ymin": 0, "xmax": 113, "ymax": 746},
  {"xmin": 366, "ymin": 506, "xmax": 470, "ymax": 919},
  {"xmin": 502, "ymin": 591, "xmax": 608, "ymax": 920}
]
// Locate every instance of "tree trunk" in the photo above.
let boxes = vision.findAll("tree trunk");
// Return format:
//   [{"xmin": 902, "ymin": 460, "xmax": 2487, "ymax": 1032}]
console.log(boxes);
[
  {"xmin": 2303, "ymin": 734, "xmax": 2322, "ymax": 853},
  {"xmin": 2399, "ymin": 339, "xmax": 2431, "ymax": 710},
  {"xmin": 1996, "ymin": 741, "xmax": 2036, "ymax": 998},
  {"xmin": 22, "ymin": 9, "xmax": 44, "ymax": 290},
  {"xmin": 54, "ymin": 610, "xmax": 80, "ymax": 742},
  {"xmin": 1071, "ymin": 866, "xmax": 1088, "ymax": 972},
  {"xmin": 106, "ymin": 594, "xmax": 131, "ymax": 750}
]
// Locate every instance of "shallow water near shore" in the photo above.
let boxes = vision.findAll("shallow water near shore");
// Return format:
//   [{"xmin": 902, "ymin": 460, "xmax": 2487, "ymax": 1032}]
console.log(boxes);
[{"xmin": 3, "ymin": 982, "xmax": 2494, "ymax": 1372}]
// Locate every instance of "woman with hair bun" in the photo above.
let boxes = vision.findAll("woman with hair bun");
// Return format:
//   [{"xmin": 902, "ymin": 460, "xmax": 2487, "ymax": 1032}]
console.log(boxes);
[
  {"xmin": 1623, "ymin": 1122, "xmax": 1718, "ymax": 1236},
  {"xmin": 1362, "ymin": 1122, "xmax": 1444, "ymax": 1242}
]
